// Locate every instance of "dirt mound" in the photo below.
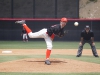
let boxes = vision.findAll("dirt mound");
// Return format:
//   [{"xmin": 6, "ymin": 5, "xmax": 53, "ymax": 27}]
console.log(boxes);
[{"xmin": 0, "ymin": 58, "xmax": 100, "ymax": 73}]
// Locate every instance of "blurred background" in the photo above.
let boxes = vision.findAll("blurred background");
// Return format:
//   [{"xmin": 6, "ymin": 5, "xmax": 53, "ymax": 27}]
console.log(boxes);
[
  {"xmin": 0, "ymin": 0, "xmax": 100, "ymax": 41},
  {"xmin": 0, "ymin": 0, "xmax": 79, "ymax": 18}
]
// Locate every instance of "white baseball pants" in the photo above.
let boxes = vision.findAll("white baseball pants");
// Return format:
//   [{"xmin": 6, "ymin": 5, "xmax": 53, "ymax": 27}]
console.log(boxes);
[
  {"xmin": 28, "ymin": 28, "xmax": 53, "ymax": 50},
  {"xmin": 23, "ymin": 33, "xmax": 28, "ymax": 40}
]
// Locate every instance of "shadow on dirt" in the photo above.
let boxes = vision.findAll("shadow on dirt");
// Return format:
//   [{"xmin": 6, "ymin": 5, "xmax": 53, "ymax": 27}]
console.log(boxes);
[{"xmin": 24, "ymin": 60, "xmax": 67, "ymax": 63}]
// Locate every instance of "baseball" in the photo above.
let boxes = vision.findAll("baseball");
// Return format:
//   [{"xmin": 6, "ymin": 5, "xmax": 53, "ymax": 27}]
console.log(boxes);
[{"xmin": 74, "ymin": 22, "xmax": 79, "ymax": 26}]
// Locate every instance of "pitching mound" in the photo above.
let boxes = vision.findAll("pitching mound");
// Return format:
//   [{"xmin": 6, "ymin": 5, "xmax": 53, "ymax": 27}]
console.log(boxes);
[{"xmin": 0, "ymin": 58, "xmax": 100, "ymax": 73}]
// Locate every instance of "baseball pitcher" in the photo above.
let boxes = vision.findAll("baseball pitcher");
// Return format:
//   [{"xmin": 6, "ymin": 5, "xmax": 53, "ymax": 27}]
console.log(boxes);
[{"xmin": 15, "ymin": 17, "xmax": 68, "ymax": 65}]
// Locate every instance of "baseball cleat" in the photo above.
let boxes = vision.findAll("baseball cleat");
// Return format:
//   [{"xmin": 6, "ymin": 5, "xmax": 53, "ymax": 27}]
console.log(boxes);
[
  {"xmin": 45, "ymin": 60, "xmax": 51, "ymax": 65},
  {"xmin": 94, "ymin": 55, "xmax": 99, "ymax": 57},
  {"xmin": 15, "ymin": 20, "xmax": 25, "ymax": 24},
  {"xmin": 76, "ymin": 55, "xmax": 81, "ymax": 57}
]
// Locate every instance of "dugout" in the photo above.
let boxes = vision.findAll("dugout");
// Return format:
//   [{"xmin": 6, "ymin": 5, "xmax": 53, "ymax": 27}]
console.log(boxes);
[{"xmin": 0, "ymin": 18, "xmax": 100, "ymax": 41}]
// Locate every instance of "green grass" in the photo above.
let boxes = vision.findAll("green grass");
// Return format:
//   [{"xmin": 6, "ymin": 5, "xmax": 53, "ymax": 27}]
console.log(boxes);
[
  {"xmin": 0, "ymin": 72, "xmax": 100, "ymax": 75},
  {"xmin": 0, "ymin": 54, "xmax": 100, "ymax": 75},
  {"xmin": 52, "ymin": 55, "xmax": 100, "ymax": 64},
  {"xmin": 0, "ymin": 41, "xmax": 100, "ymax": 49},
  {"xmin": 0, "ymin": 41, "xmax": 46, "ymax": 49},
  {"xmin": 0, "ymin": 41, "xmax": 100, "ymax": 75},
  {"xmin": 0, "ymin": 55, "xmax": 45, "ymax": 63},
  {"xmin": 0, "ymin": 54, "xmax": 100, "ymax": 64}
]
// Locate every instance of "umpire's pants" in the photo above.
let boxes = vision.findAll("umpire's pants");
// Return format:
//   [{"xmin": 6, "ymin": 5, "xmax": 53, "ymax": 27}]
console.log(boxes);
[{"xmin": 77, "ymin": 40, "xmax": 98, "ymax": 56}]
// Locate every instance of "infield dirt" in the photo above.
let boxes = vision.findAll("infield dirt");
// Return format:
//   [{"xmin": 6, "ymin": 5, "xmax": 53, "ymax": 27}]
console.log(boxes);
[{"xmin": 0, "ymin": 49, "xmax": 100, "ymax": 73}]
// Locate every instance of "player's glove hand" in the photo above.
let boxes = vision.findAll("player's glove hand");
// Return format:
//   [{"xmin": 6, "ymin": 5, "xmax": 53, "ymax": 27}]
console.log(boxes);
[
  {"xmin": 92, "ymin": 42, "xmax": 95, "ymax": 46},
  {"xmin": 79, "ymin": 42, "xmax": 82, "ymax": 46},
  {"xmin": 59, "ymin": 30, "xmax": 68, "ymax": 38}
]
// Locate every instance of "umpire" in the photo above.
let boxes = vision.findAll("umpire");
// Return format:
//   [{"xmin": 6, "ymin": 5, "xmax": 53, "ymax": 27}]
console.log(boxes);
[{"xmin": 76, "ymin": 25, "xmax": 99, "ymax": 57}]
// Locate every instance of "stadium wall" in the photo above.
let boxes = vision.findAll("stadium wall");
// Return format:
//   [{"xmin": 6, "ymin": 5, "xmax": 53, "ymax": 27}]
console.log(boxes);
[
  {"xmin": 0, "ymin": 18, "xmax": 100, "ymax": 41},
  {"xmin": 0, "ymin": 0, "xmax": 79, "ymax": 18}
]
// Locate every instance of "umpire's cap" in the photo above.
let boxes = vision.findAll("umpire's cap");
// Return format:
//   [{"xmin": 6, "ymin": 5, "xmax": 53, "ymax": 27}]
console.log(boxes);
[
  {"xmin": 61, "ymin": 17, "xmax": 68, "ymax": 22},
  {"xmin": 85, "ymin": 25, "xmax": 90, "ymax": 28}
]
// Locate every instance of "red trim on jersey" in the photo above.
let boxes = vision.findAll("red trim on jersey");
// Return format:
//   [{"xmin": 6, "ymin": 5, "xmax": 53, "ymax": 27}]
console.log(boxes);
[
  {"xmin": 46, "ymin": 32, "xmax": 55, "ymax": 39},
  {"xmin": 50, "ymin": 33, "xmax": 55, "ymax": 39}
]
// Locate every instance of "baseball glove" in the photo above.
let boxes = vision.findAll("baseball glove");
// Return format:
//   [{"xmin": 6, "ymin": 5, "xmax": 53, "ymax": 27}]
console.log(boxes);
[
  {"xmin": 58, "ymin": 30, "xmax": 68, "ymax": 38},
  {"xmin": 64, "ymin": 30, "xmax": 68, "ymax": 34}
]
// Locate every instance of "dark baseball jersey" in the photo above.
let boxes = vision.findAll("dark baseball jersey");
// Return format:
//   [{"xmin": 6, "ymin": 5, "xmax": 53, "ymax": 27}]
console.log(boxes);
[
  {"xmin": 47, "ymin": 24, "xmax": 65, "ymax": 37},
  {"xmin": 81, "ymin": 30, "xmax": 94, "ymax": 40},
  {"xmin": 22, "ymin": 30, "xmax": 27, "ymax": 34}
]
